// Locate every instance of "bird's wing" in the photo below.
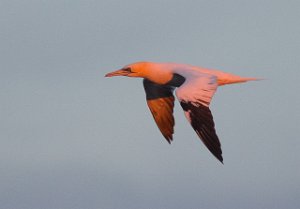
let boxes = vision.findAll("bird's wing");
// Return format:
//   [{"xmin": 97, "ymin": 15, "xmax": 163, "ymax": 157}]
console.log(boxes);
[
  {"xmin": 175, "ymin": 73, "xmax": 223, "ymax": 163},
  {"xmin": 143, "ymin": 79, "xmax": 175, "ymax": 143}
]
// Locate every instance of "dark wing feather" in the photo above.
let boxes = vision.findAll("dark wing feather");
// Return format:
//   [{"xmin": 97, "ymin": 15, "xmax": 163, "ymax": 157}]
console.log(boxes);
[
  {"xmin": 143, "ymin": 79, "xmax": 175, "ymax": 143},
  {"xmin": 175, "ymin": 73, "xmax": 223, "ymax": 163},
  {"xmin": 180, "ymin": 101, "xmax": 223, "ymax": 163},
  {"xmin": 146, "ymin": 97, "xmax": 175, "ymax": 143}
]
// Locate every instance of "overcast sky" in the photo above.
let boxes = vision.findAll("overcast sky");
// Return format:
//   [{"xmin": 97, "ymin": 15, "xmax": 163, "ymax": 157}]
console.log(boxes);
[{"xmin": 1, "ymin": 1, "xmax": 299, "ymax": 209}]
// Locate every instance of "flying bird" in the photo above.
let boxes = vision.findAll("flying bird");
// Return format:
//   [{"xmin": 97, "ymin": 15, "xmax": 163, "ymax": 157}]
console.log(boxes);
[{"xmin": 105, "ymin": 62, "xmax": 258, "ymax": 163}]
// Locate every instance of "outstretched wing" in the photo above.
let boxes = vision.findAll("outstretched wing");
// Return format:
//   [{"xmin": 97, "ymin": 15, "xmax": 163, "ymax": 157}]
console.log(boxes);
[
  {"xmin": 143, "ymin": 79, "xmax": 175, "ymax": 143},
  {"xmin": 175, "ymin": 73, "xmax": 223, "ymax": 163}
]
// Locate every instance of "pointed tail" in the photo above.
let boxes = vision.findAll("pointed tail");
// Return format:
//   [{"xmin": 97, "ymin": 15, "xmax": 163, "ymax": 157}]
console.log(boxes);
[{"xmin": 217, "ymin": 75, "xmax": 262, "ymax": 86}]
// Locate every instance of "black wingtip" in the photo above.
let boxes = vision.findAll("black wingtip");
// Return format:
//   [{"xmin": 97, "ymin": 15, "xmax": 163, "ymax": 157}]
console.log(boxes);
[
  {"xmin": 216, "ymin": 154, "xmax": 223, "ymax": 164},
  {"xmin": 180, "ymin": 101, "xmax": 224, "ymax": 164},
  {"xmin": 164, "ymin": 135, "xmax": 173, "ymax": 144},
  {"xmin": 219, "ymin": 157, "xmax": 224, "ymax": 164}
]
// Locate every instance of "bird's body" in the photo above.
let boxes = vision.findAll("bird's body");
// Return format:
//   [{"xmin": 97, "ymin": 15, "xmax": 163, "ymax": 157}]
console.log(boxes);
[{"xmin": 105, "ymin": 62, "xmax": 258, "ymax": 163}]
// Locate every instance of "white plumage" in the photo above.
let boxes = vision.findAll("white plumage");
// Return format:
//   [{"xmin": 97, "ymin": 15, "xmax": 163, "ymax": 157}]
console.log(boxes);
[{"xmin": 105, "ymin": 61, "xmax": 259, "ymax": 163}]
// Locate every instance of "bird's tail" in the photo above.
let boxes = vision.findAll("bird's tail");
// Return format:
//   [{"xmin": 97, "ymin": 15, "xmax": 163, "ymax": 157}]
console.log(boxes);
[{"xmin": 218, "ymin": 73, "xmax": 263, "ymax": 86}]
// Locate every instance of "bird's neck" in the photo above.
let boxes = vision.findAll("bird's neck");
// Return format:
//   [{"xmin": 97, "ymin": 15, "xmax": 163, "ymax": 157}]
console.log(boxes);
[{"xmin": 143, "ymin": 63, "xmax": 174, "ymax": 85}]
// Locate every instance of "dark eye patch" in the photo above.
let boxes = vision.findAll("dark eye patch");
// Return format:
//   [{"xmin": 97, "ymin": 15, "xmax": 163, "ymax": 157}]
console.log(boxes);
[{"xmin": 123, "ymin": 67, "xmax": 132, "ymax": 73}]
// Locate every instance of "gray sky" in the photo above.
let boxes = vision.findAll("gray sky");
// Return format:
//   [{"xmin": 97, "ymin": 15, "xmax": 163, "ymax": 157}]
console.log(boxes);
[{"xmin": 1, "ymin": 0, "xmax": 299, "ymax": 209}]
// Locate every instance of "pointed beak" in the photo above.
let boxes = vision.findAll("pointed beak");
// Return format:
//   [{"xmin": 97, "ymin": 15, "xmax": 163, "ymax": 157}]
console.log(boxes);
[{"xmin": 105, "ymin": 68, "xmax": 131, "ymax": 77}]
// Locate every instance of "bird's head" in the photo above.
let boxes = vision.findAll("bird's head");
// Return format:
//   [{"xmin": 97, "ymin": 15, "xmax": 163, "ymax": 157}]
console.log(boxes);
[{"xmin": 105, "ymin": 62, "xmax": 149, "ymax": 78}]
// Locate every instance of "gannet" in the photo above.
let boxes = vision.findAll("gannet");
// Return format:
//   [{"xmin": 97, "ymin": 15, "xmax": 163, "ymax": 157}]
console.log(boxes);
[{"xmin": 105, "ymin": 62, "xmax": 258, "ymax": 163}]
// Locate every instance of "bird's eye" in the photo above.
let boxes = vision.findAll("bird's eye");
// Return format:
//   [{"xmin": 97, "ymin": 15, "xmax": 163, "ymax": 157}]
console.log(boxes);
[{"xmin": 123, "ymin": 67, "xmax": 132, "ymax": 73}]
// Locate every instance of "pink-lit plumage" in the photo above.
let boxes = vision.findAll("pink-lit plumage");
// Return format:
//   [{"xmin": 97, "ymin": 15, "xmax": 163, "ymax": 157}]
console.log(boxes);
[{"xmin": 105, "ymin": 61, "xmax": 259, "ymax": 163}]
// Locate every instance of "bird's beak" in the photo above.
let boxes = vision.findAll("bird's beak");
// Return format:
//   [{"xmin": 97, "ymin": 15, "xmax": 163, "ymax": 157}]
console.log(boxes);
[{"xmin": 105, "ymin": 68, "xmax": 131, "ymax": 77}]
